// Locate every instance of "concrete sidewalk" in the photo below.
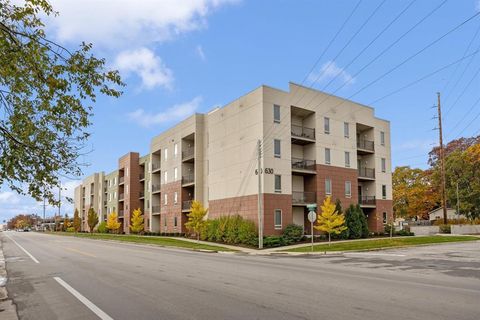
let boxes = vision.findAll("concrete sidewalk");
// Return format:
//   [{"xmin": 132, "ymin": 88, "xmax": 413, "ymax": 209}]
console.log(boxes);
[{"xmin": 0, "ymin": 236, "xmax": 19, "ymax": 320}]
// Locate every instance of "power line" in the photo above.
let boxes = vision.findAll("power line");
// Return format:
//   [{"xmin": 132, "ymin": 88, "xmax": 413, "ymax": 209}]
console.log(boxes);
[{"xmin": 447, "ymin": 95, "xmax": 480, "ymax": 137}]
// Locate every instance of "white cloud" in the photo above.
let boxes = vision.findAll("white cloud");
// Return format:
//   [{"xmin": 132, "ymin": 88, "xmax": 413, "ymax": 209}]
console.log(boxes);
[
  {"xmin": 47, "ymin": 0, "xmax": 238, "ymax": 47},
  {"xmin": 308, "ymin": 61, "xmax": 355, "ymax": 86},
  {"xmin": 114, "ymin": 47, "xmax": 173, "ymax": 90},
  {"xmin": 196, "ymin": 45, "xmax": 206, "ymax": 61},
  {"xmin": 129, "ymin": 96, "xmax": 203, "ymax": 127},
  {"xmin": 0, "ymin": 191, "xmax": 20, "ymax": 204}
]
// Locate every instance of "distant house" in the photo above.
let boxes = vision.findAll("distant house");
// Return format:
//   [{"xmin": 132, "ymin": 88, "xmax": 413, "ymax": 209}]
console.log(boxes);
[{"xmin": 428, "ymin": 207, "xmax": 465, "ymax": 221}]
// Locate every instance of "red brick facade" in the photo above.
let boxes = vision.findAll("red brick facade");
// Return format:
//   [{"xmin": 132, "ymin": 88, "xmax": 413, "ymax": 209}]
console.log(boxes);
[
  {"xmin": 159, "ymin": 180, "xmax": 183, "ymax": 233},
  {"xmin": 118, "ymin": 152, "xmax": 141, "ymax": 234},
  {"xmin": 367, "ymin": 199, "xmax": 393, "ymax": 233},
  {"xmin": 314, "ymin": 164, "xmax": 358, "ymax": 208}
]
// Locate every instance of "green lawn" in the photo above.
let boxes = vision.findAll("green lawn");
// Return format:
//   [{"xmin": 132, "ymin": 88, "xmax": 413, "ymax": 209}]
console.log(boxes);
[
  {"xmin": 284, "ymin": 236, "xmax": 479, "ymax": 253},
  {"xmin": 48, "ymin": 232, "xmax": 235, "ymax": 252}
]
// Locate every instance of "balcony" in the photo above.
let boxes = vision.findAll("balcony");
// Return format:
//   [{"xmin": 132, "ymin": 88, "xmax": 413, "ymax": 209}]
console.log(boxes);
[
  {"xmin": 139, "ymin": 173, "xmax": 145, "ymax": 181},
  {"xmin": 182, "ymin": 200, "xmax": 193, "ymax": 211},
  {"xmin": 119, "ymin": 176, "xmax": 125, "ymax": 185},
  {"xmin": 182, "ymin": 148, "xmax": 195, "ymax": 162},
  {"xmin": 152, "ymin": 205, "xmax": 161, "ymax": 215},
  {"xmin": 119, "ymin": 193, "xmax": 124, "ymax": 201},
  {"xmin": 152, "ymin": 162, "xmax": 161, "ymax": 173},
  {"xmin": 182, "ymin": 174, "xmax": 195, "ymax": 186},
  {"xmin": 103, "ymin": 200, "xmax": 107, "ymax": 206},
  {"xmin": 357, "ymin": 139, "xmax": 375, "ymax": 153},
  {"xmin": 291, "ymin": 158, "xmax": 316, "ymax": 174},
  {"xmin": 291, "ymin": 124, "xmax": 315, "ymax": 145},
  {"xmin": 119, "ymin": 210, "xmax": 124, "ymax": 217},
  {"xmin": 152, "ymin": 184, "xmax": 161, "ymax": 194},
  {"xmin": 358, "ymin": 167, "xmax": 375, "ymax": 180},
  {"xmin": 139, "ymin": 191, "xmax": 145, "ymax": 198},
  {"xmin": 359, "ymin": 196, "xmax": 376, "ymax": 207},
  {"xmin": 292, "ymin": 191, "xmax": 316, "ymax": 206}
]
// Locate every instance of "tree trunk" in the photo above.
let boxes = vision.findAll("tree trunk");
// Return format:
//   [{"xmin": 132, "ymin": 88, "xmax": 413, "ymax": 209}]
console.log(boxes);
[{"xmin": 328, "ymin": 233, "xmax": 331, "ymax": 245}]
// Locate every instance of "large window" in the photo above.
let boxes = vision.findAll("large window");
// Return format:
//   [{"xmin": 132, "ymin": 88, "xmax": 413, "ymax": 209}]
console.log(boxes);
[
  {"xmin": 380, "ymin": 131, "xmax": 385, "ymax": 146},
  {"xmin": 174, "ymin": 192, "xmax": 178, "ymax": 204},
  {"xmin": 164, "ymin": 193, "xmax": 168, "ymax": 205},
  {"xmin": 164, "ymin": 171, "xmax": 168, "ymax": 184},
  {"xmin": 344, "ymin": 122, "xmax": 349, "ymax": 138},
  {"xmin": 164, "ymin": 148, "xmax": 168, "ymax": 161},
  {"xmin": 345, "ymin": 151, "xmax": 350, "ymax": 168},
  {"xmin": 325, "ymin": 148, "xmax": 331, "ymax": 165},
  {"xmin": 274, "ymin": 139, "xmax": 281, "ymax": 158},
  {"xmin": 382, "ymin": 185, "xmax": 387, "ymax": 199},
  {"xmin": 325, "ymin": 179, "xmax": 332, "ymax": 195},
  {"xmin": 174, "ymin": 143, "xmax": 178, "ymax": 157},
  {"xmin": 324, "ymin": 117, "xmax": 330, "ymax": 134},
  {"xmin": 174, "ymin": 167, "xmax": 178, "ymax": 180},
  {"xmin": 273, "ymin": 104, "xmax": 281, "ymax": 123},
  {"xmin": 345, "ymin": 181, "xmax": 352, "ymax": 198},
  {"xmin": 274, "ymin": 209, "xmax": 282, "ymax": 229},
  {"xmin": 381, "ymin": 158, "xmax": 386, "ymax": 173},
  {"xmin": 274, "ymin": 175, "xmax": 282, "ymax": 193}
]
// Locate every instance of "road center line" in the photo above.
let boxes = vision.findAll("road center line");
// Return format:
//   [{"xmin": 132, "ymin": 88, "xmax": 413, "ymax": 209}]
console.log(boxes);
[
  {"xmin": 344, "ymin": 252, "xmax": 406, "ymax": 257},
  {"xmin": 62, "ymin": 247, "xmax": 97, "ymax": 258},
  {"xmin": 4, "ymin": 233, "xmax": 40, "ymax": 263},
  {"xmin": 53, "ymin": 277, "xmax": 114, "ymax": 320}
]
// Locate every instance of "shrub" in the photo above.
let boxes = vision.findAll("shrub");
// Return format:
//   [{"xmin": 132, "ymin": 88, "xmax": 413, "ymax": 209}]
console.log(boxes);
[
  {"xmin": 202, "ymin": 215, "xmax": 258, "ymax": 246},
  {"xmin": 237, "ymin": 219, "xmax": 257, "ymax": 246},
  {"xmin": 263, "ymin": 236, "xmax": 287, "ymax": 248},
  {"xmin": 439, "ymin": 224, "xmax": 451, "ymax": 234},
  {"xmin": 395, "ymin": 229, "xmax": 414, "ymax": 236},
  {"xmin": 282, "ymin": 224, "xmax": 304, "ymax": 243},
  {"xmin": 66, "ymin": 227, "xmax": 75, "ymax": 232},
  {"xmin": 334, "ymin": 199, "xmax": 349, "ymax": 239},
  {"xmin": 97, "ymin": 221, "xmax": 108, "ymax": 233},
  {"xmin": 346, "ymin": 205, "xmax": 362, "ymax": 239},
  {"xmin": 357, "ymin": 205, "xmax": 369, "ymax": 238}
]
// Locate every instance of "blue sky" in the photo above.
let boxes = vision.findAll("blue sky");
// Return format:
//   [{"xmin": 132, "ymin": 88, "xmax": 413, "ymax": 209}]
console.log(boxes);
[{"xmin": 2, "ymin": 0, "xmax": 480, "ymax": 223}]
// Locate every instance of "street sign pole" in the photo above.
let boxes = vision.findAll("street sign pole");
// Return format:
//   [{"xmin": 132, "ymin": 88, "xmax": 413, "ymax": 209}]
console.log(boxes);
[{"xmin": 307, "ymin": 204, "xmax": 317, "ymax": 253}]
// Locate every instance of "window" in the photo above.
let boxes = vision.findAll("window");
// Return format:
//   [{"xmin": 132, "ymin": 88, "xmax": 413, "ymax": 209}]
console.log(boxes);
[
  {"xmin": 274, "ymin": 209, "xmax": 282, "ymax": 229},
  {"xmin": 126, "ymin": 185, "xmax": 129, "ymax": 194},
  {"xmin": 164, "ymin": 171, "xmax": 168, "ymax": 184},
  {"xmin": 345, "ymin": 181, "xmax": 352, "ymax": 198},
  {"xmin": 380, "ymin": 131, "xmax": 385, "ymax": 146},
  {"xmin": 325, "ymin": 179, "xmax": 332, "ymax": 195},
  {"xmin": 324, "ymin": 117, "xmax": 330, "ymax": 134},
  {"xmin": 174, "ymin": 192, "xmax": 178, "ymax": 204},
  {"xmin": 383, "ymin": 212, "xmax": 387, "ymax": 224},
  {"xmin": 164, "ymin": 215, "xmax": 167, "ymax": 227},
  {"xmin": 274, "ymin": 139, "xmax": 281, "ymax": 158},
  {"xmin": 164, "ymin": 193, "xmax": 168, "ymax": 205},
  {"xmin": 345, "ymin": 151, "xmax": 350, "ymax": 167},
  {"xmin": 344, "ymin": 122, "xmax": 349, "ymax": 138},
  {"xmin": 382, "ymin": 185, "xmax": 387, "ymax": 199},
  {"xmin": 274, "ymin": 175, "xmax": 282, "ymax": 193},
  {"xmin": 273, "ymin": 104, "xmax": 281, "ymax": 123},
  {"xmin": 126, "ymin": 167, "xmax": 129, "ymax": 177},
  {"xmin": 381, "ymin": 158, "xmax": 386, "ymax": 173},
  {"xmin": 174, "ymin": 167, "xmax": 178, "ymax": 180},
  {"xmin": 325, "ymin": 148, "xmax": 331, "ymax": 165},
  {"xmin": 174, "ymin": 216, "xmax": 178, "ymax": 228},
  {"xmin": 109, "ymin": 193, "xmax": 111, "ymax": 201},
  {"xmin": 113, "ymin": 177, "xmax": 116, "ymax": 186},
  {"xmin": 174, "ymin": 143, "xmax": 178, "ymax": 157},
  {"xmin": 164, "ymin": 148, "xmax": 168, "ymax": 161}
]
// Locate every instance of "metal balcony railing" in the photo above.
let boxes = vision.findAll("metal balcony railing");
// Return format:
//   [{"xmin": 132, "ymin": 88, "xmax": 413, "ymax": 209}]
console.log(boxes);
[
  {"xmin": 152, "ymin": 162, "xmax": 161, "ymax": 172},
  {"xmin": 119, "ymin": 176, "xmax": 125, "ymax": 184},
  {"xmin": 291, "ymin": 158, "xmax": 316, "ymax": 171},
  {"xmin": 103, "ymin": 200, "xmax": 107, "ymax": 206},
  {"xmin": 182, "ymin": 200, "xmax": 193, "ymax": 210},
  {"xmin": 139, "ymin": 191, "xmax": 145, "ymax": 198},
  {"xmin": 152, "ymin": 184, "xmax": 161, "ymax": 192},
  {"xmin": 359, "ymin": 196, "xmax": 376, "ymax": 205},
  {"xmin": 292, "ymin": 191, "xmax": 316, "ymax": 205},
  {"xmin": 119, "ymin": 193, "xmax": 124, "ymax": 201},
  {"xmin": 291, "ymin": 124, "xmax": 315, "ymax": 140},
  {"xmin": 182, "ymin": 148, "xmax": 194, "ymax": 160},
  {"xmin": 139, "ymin": 173, "xmax": 145, "ymax": 180},
  {"xmin": 152, "ymin": 205, "xmax": 160, "ymax": 214},
  {"xmin": 358, "ymin": 167, "xmax": 375, "ymax": 179},
  {"xmin": 357, "ymin": 139, "xmax": 375, "ymax": 152},
  {"xmin": 119, "ymin": 210, "xmax": 124, "ymax": 217},
  {"xmin": 182, "ymin": 174, "xmax": 195, "ymax": 185}
]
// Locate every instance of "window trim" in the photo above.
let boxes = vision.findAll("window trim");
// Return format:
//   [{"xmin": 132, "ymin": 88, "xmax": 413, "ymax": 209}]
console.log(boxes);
[
  {"xmin": 325, "ymin": 148, "xmax": 331, "ymax": 165},
  {"xmin": 345, "ymin": 151, "xmax": 350, "ymax": 168},
  {"xmin": 274, "ymin": 139, "xmax": 281, "ymax": 158},
  {"xmin": 345, "ymin": 181, "xmax": 352, "ymax": 198},
  {"xmin": 325, "ymin": 178, "xmax": 332, "ymax": 195},
  {"xmin": 380, "ymin": 131, "xmax": 385, "ymax": 146},
  {"xmin": 324, "ymin": 117, "xmax": 330, "ymax": 134},
  {"xmin": 381, "ymin": 158, "xmax": 386, "ymax": 173},
  {"xmin": 383, "ymin": 212, "xmax": 387, "ymax": 224},
  {"xmin": 274, "ymin": 209, "xmax": 282, "ymax": 230},
  {"xmin": 344, "ymin": 122, "xmax": 349, "ymax": 138},
  {"xmin": 273, "ymin": 104, "xmax": 281, "ymax": 123},
  {"xmin": 274, "ymin": 174, "xmax": 282, "ymax": 193},
  {"xmin": 382, "ymin": 184, "xmax": 387, "ymax": 199}
]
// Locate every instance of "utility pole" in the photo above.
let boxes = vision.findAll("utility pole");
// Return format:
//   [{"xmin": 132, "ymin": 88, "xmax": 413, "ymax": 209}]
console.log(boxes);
[
  {"xmin": 257, "ymin": 140, "xmax": 263, "ymax": 249},
  {"xmin": 437, "ymin": 92, "xmax": 448, "ymax": 224},
  {"xmin": 456, "ymin": 181, "xmax": 460, "ymax": 221},
  {"xmin": 58, "ymin": 181, "xmax": 61, "ymax": 218}
]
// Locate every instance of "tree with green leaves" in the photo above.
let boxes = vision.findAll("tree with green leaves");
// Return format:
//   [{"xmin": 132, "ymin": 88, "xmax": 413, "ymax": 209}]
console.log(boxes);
[
  {"xmin": 0, "ymin": 0, "xmax": 123, "ymax": 204},
  {"xmin": 130, "ymin": 208, "xmax": 144, "ymax": 234},
  {"xmin": 356, "ymin": 205, "xmax": 370, "ymax": 238},
  {"xmin": 345, "ymin": 205, "xmax": 362, "ymax": 239},
  {"xmin": 72, "ymin": 208, "xmax": 81, "ymax": 233},
  {"xmin": 314, "ymin": 197, "xmax": 347, "ymax": 245},
  {"xmin": 185, "ymin": 200, "xmax": 208, "ymax": 241},
  {"xmin": 87, "ymin": 208, "xmax": 98, "ymax": 233}
]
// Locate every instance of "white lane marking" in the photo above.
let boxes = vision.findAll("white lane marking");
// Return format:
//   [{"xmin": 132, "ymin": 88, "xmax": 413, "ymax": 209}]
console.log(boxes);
[
  {"xmin": 4, "ymin": 233, "xmax": 40, "ymax": 263},
  {"xmin": 345, "ymin": 252, "xmax": 406, "ymax": 257},
  {"xmin": 54, "ymin": 277, "xmax": 114, "ymax": 320}
]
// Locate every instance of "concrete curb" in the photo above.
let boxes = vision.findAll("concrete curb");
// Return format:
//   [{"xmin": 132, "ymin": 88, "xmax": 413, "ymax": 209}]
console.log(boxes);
[{"xmin": 0, "ymin": 236, "xmax": 19, "ymax": 320}]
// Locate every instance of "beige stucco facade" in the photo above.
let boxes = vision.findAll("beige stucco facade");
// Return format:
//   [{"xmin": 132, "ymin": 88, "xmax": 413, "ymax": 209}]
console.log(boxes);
[{"xmin": 74, "ymin": 82, "xmax": 393, "ymax": 234}]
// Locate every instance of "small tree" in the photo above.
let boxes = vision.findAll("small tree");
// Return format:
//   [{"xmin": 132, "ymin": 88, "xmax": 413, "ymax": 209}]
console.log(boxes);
[
  {"xmin": 185, "ymin": 200, "xmax": 208, "ymax": 241},
  {"xmin": 130, "ymin": 208, "xmax": 144, "ymax": 234},
  {"xmin": 357, "ymin": 205, "xmax": 370, "ymax": 238},
  {"xmin": 346, "ymin": 204, "xmax": 362, "ymax": 239},
  {"xmin": 63, "ymin": 215, "xmax": 72, "ymax": 231},
  {"xmin": 335, "ymin": 199, "xmax": 348, "ymax": 239},
  {"xmin": 87, "ymin": 208, "xmax": 99, "ymax": 233},
  {"xmin": 107, "ymin": 212, "xmax": 121, "ymax": 234},
  {"xmin": 73, "ymin": 209, "xmax": 81, "ymax": 233},
  {"xmin": 314, "ymin": 197, "xmax": 347, "ymax": 245}
]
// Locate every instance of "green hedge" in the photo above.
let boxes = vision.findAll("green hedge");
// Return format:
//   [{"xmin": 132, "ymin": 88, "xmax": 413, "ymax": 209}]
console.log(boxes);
[{"xmin": 200, "ymin": 215, "xmax": 257, "ymax": 246}]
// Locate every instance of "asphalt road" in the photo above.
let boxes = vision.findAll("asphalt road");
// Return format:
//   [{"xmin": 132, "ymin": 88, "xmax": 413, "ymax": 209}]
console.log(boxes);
[{"xmin": 1, "ymin": 231, "xmax": 479, "ymax": 320}]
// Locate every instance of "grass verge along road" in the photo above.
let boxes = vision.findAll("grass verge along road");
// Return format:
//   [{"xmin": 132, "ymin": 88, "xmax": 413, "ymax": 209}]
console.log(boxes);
[
  {"xmin": 47, "ymin": 232, "xmax": 236, "ymax": 252},
  {"xmin": 284, "ymin": 235, "xmax": 479, "ymax": 252}
]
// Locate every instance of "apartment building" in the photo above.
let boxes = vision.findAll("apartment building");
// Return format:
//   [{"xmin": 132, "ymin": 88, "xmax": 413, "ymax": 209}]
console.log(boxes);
[{"xmin": 74, "ymin": 82, "xmax": 392, "ymax": 234}]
